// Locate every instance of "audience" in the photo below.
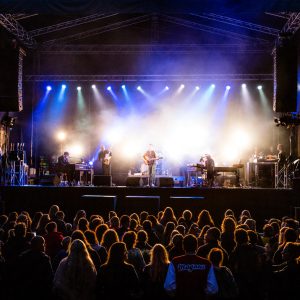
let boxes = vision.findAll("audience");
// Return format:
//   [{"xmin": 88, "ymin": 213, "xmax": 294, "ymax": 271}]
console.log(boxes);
[{"xmin": 0, "ymin": 204, "xmax": 299, "ymax": 300}]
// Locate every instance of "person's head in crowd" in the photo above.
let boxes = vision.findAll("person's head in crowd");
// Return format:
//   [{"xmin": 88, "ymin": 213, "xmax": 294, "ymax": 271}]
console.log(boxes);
[
  {"xmin": 170, "ymin": 230, "xmax": 180, "ymax": 240},
  {"xmin": 240, "ymin": 209, "xmax": 251, "ymax": 219},
  {"xmin": 7, "ymin": 212, "xmax": 18, "ymax": 223},
  {"xmin": 171, "ymin": 233, "xmax": 183, "ymax": 249},
  {"xmin": 183, "ymin": 234, "xmax": 198, "ymax": 253},
  {"xmin": 283, "ymin": 218, "xmax": 299, "ymax": 231},
  {"xmin": 122, "ymin": 231, "xmax": 137, "ymax": 250},
  {"xmin": 45, "ymin": 221, "xmax": 58, "ymax": 234},
  {"xmin": 65, "ymin": 223, "xmax": 72, "ymax": 235},
  {"xmin": 182, "ymin": 209, "xmax": 193, "ymax": 222},
  {"xmin": 281, "ymin": 242, "xmax": 300, "ymax": 262},
  {"xmin": 263, "ymin": 224, "xmax": 274, "ymax": 238},
  {"xmin": 161, "ymin": 207, "xmax": 177, "ymax": 223},
  {"xmin": 283, "ymin": 227, "xmax": 298, "ymax": 244},
  {"xmin": 208, "ymin": 247, "xmax": 224, "ymax": 267},
  {"xmin": 89, "ymin": 216, "xmax": 104, "ymax": 230},
  {"xmin": 140, "ymin": 211, "xmax": 149, "ymax": 223},
  {"xmin": 61, "ymin": 236, "xmax": 71, "ymax": 251},
  {"xmin": 31, "ymin": 211, "xmax": 43, "ymax": 231},
  {"xmin": 130, "ymin": 213, "xmax": 140, "ymax": 224},
  {"xmin": 101, "ymin": 229, "xmax": 119, "ymax": 252},
  {"xmin": 197, "ymin": 209, "xmax": 214, "ymax": 229},
  {"xmin": 163, "ymin": 222, "xmax": 176, "ymax": 238},
  {"xmin": 247, "ymin": 230, "xmax": 260, "ymax": 245},
  {"xmin": 17, "ymin": 214, "xmax": 29, "ymax": 229},
  {"xmin": 270, "ymin": 221, "xmax": 280, "ymax": 237},
  {"xmin": 31, "ymin": 235, "xmax": 46, "ymax": 252},
  {"xmin": 244, "ymin": 219, "xmax": 256, "ymax": 231},
  {"xmin": 20, "ymin": 211, "xmax": 32, "ymax": 227},
  {"xmin": 234, "ymin": 228, "xmax": 249, "ymax": 245},
  {"xmin": 0, "ymin": 214, "xmax": 8, "ymax": 227},
  {"xmin": 73, "ymin": 210, "xmax": 87, "ymax": 228},
  {"xmin": 78, "ymin": 217, "xmax": 89, "ymax": 232},
  {"xmin": 119, "ymin": 215, "xmax": 130, "ymax": 229},
  {"xmin": 147, "ymin": 215, "xmax": 159, "ymax": 226},
  {"xmin": 239, "ymin": 215, "xmax": 249, "ymax": 225},
  {"xmin": 221, "ymin": 217, "xmax": 236, "ymax": 233},
  {"xmin": 204, "ymin": 227, "xmax": 221, "ymax": 244},
  {"xmin": 106, "ymin": 241, "xmax": 128, "ymax": 265},
  {"xmin": 14, "ymin": 222, "xmax": 27, "ymax": 238},
  {"xmin": 149, "ymin": 243, "xmax": 170, "ymax": 282},
  {"xmin": 37, "ymin": 214, "xmax": 51, "ymax": 229},
  {"xmin": 188, "ymin": 223, "xmax": 200, "ymax": 236},
  {"xmin": 136, "ymin": 230, "xmax": 148, "ymax": 244},
  {"xmin": 142, "ymin": 220, "xmax": 153, "ymax": 233},
  {"xmin": 224, "ymin": 209, "xmax": 236, "ymax": 219},
  {"xmin": 48, "ymin": 205, "xmax": 60, "ymax": 220},
  {"xmin": 84, "ymin": 230, "xmax": 99, "ymax": 246},
  {"xmin": 236, "ymin": 224, "xmax": 250, "ymax": 230},
  {"xmin": 110, "ymin": 216, "xmax": 120, "ymax": 230},
  {"xmin": 176, "ymin": 224, "xmax": 186, "ymax": 236},
  {"xmin": 55, "ymin": 211, "xmax": 65, "ymax": 221},
  {"xmin": 71, "ymin": 230, "xmax": 92, "ymax": 250},
  {"xmin": 108, "ymin": 210, "xmax": 117, "ymax": 222},
  {"xmin": 129, "ymin": 219, "xmax": 138, "ymax": 232},
  {"xmin": 95, "ymin": 224, "xmax": 109, "ymax": 244},
  {"xmin": 90, "ymin": 214, "xmax": 101, "ymax": 222},
  {"xmin": 157, "ymin": 211, "xmax": 163, "ymax": 221},
  {"xmin": 199, "ymin": 224, "xmax": 211, "ymax": 243}
]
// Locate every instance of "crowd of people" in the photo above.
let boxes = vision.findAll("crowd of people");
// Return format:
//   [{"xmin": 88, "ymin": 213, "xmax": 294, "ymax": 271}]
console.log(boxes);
[{"xmin": 0, "ymin": 204, "xmax": 299, "ymax": 300}]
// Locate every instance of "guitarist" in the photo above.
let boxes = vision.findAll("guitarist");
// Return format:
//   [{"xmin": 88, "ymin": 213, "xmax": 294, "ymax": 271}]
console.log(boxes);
[
  {"xmin": 143, "ymin": 144, "xmax": 158, "ymax": 187},
  {"xmin": 98, "ymin": 145, "xmax": 112, "ymax": 176}
]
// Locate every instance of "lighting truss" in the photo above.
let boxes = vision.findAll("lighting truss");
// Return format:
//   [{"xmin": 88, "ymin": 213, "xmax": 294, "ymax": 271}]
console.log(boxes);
[
  {"xmin": 281, "ymin": 12, "xmax": 300, "ymax": 34},
  {"xmin": 191, "ymin": 13, "xmax": 279, "ymax": 36},
  {"xmin": 39, "ymin": 43, "xmax": 272, "ymax": 54},
  {"xmin": 25, "ymin": 74, "xmax": 273, "ymax": 82},
  {"xmin": 0, "ymin": 14, "xmax": 37, "ymax": 48}
]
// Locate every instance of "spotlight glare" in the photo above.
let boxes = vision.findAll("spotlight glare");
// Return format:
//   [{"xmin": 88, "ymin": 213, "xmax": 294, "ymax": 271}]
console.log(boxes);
[
  {"xmin": 91, "ymin": 84, "xmax": 96, "ymax": 89},
  {"xmin": 211, "ymin": 84, "xmax": 215, "ymax": 88},
  {"xmin": 61, "ymin": 84, "xmax": 66, "ymax": 89},
  {"xmin": 46, "ymin": 86, "xmax": 52, "ymax": 91},
  {"xmin": 57, "ymin": 131, "xmax": 66, "ymax": 141},
  {"xmin": 165, "ymin": 86, "xmax": 169, "ymax": 90},
  {"xmin": 122, "ymin": 84, "xmax": 125, "ymax": 89},
  {"xmin": 77, "ymin": 86, "xmax": 81, "ymax": 91},
  {"xmin": 226, "ymin": 85, "xmax": 231, "ymax": 90},
  {"xmin": 180, "ymin": 84, "xmax": 185, "ymax": 88},
  {"xmin": 241, "ymin": 83, "xmax": 246, "ymax": 88},
  {"xmin": 107, "ymin": 86, "xmax": 112, "ymax": 91},
  {"xmin": 137, "ymin": 86, "xmax": 141, "ymax": 90},
  {"xmin": 195, "ymin": 86, "xmax": 200, "ymax": 90},
  {"xmin": 257, "ymin": 85, "xmax": 262, "ymax": 90}
]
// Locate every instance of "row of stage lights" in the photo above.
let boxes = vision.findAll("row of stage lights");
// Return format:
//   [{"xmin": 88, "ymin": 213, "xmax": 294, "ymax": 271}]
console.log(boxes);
[{"xmin": 46, "ymin": 84, "xmax": 264, "ymax": 91}]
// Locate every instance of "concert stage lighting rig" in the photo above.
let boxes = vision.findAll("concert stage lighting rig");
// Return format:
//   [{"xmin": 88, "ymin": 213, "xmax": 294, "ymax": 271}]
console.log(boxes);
[{"xmin": 274, "ymin": 113, "xmax": 300, "ymax": 128}]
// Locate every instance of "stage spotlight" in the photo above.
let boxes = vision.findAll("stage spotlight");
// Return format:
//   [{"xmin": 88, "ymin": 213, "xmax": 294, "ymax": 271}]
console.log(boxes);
[
  {"xmin": 211, "ymin": 84, "xmax": 215, "ymax": 88},
  {"xmin": 77, "ymin": 86, "xmax": 81, "ymax": 91},
  {"xmin": 62, "ymin": 84, "xmax": 66, "ymax": 89},
  {"xmin": 46, "ymin": 86, "xmax": 52, "ymax": 91},
  {"xmin": 165, "ymin": 86, "xmax": 169, "ymax": 90},
  {"xmin": 57, "ymin": 131, "xmax": 66, "ymax": 142},
  {"xmin": 88, "ymin": 161, "xmax": 94, "ymax": 166},
  {"xmin": 137, "ymin": 86, "xmax": 141, "ymax": 90},
  {"xmin": 122, "ymin": 85, "xmax": 126, "ymax": 89},
  {"xmin": 226, "ymin": 85, "xmax": 231, "ymax": 90},
  {"xmin": 69, "ymin": 144, "xmax": 84, "ymax": 157},
  {"xmin": 91, "ymin": 84, "xmax": 96, "ymax": 89},
  {"xmin": 257, "ymin": 85, "xmax": 262, "ymax": 90},
  {"xmin": 180, "ymin": 84, "xmax": 185, "ymax": 89},
  {"xmin": 242, "ymin": 83, "xmax": 246, "ymax": 88},
  {"xmin": 107, "ymin": 86, "xmax": 112, "ymax": 91}
]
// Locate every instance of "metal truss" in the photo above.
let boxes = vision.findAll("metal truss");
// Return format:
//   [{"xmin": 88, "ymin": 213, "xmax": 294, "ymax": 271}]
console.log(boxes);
[
  {"xmin": 281, "ymin": 12, "xmax": 300, "ymax": 34},
  {"xmin": 0, "ymin": 14, "xmax": 37, "ymax": 48},
  {"xmin": 29, "ymin": 13, "xmax": 118, "ymax": 37},
  {"xmin": 191, "ymin": 13, "xmax": 279, "ymax": 36},
  {"xmin": 42, "ymin": 14, "xmax": 151, "ymax": 45},
  {"xmin": 265, "ymin": 12, "xmax": 292, "ymax": 19},
  {"xmin": 39, "ymin": 43, "xmax": 272, "ymax": 54},
  {"xmin": 25, "ymin": 74, "xmax": 273, "ymax": 82},
  {"xmin": 162, "ymin": 15, "xmax": 270, "ymax": 44}
]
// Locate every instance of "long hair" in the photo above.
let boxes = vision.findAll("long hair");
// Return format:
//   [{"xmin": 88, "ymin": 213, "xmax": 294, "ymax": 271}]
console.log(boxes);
[
  {"xmin": 101, "ymin": 229, "xmax": 119, "ymax": 252},
  {"xmin": 106, "ymin": 242, "xmax": 127, "ymax": 265},
  {"xmin": 149, "ymin": 244, "xmax": 170, "ymax": 283},
  {"xmin": 62, "ymin": 239, "xmax": 96, "ymax": 289},
  {"xmin": 197, "ymin": 209, "xmax": 214, "ymax": 229}
]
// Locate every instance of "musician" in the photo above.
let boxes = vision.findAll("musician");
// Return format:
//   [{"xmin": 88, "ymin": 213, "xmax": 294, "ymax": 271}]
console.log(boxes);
[
  {"xmin": 143, "ymin": 144, "xmax": 157, "ymax": 187},
  {"xmin": 58, "ymin": 151, "xmax": 70, "ymax": 166},
  {"xmin": 57, "ymin": 152, "xmax": 72, "ymax": 182},
  {"xmin": 204, "ymin": 154, "xmax": 215, "ymax": 187},
  {"xmin": 277, "ymin": 144, "xmax": 287, "ymax": 169},
  {"xmin": 98, "ymin": 145, "xmax": 112, "ymax": 176}
]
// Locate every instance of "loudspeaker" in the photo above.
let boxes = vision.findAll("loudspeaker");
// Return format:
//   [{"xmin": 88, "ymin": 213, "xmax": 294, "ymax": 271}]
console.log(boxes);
[
  {"xmin": 156, "ymin": 177, "xmax": 174, "ymax": 187},
  {"xmin": 126, "ymin": 176, "xmax": 143, "ymax": 187},
  {"xmin": 0, "ymin": 47, "xmax": 24, "ymax": 112},
  {"xmin": 273, "ymin": 35, "xmax": 297, "ymax": 112},
  {"xmin": 93, "ymin": 175, "xmax": 112, "ymax": 186}
]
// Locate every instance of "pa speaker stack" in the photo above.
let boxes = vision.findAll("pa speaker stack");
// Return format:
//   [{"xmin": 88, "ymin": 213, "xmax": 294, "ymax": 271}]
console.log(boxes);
[
  {"xmin": 93, "ymin": 175, "xmax": 112, "ymax": 186},
  {"xmin": 273, "ymin": 34, "xmax": 297, "ymax": 113}
]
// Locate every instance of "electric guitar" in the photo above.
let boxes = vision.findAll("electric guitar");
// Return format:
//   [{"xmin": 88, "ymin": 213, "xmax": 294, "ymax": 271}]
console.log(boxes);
[
  {"xmin": 143, "ymin": 156, "xmax": 163, "ymax": 165},
  {"xmin": 103, "ymin": 153, "xmax": 112, "ymax": 165}
]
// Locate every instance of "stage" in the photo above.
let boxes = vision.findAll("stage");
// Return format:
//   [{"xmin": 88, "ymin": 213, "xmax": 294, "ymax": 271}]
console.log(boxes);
[{"xmin": 1, "ymin": 185, "xmax": 299, "ymax": 228}]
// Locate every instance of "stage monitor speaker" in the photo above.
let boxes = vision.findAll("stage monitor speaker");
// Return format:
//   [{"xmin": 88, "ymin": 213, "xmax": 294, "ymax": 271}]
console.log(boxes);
[
  {"xmin": 126, "ymin": 176, "xmax": 143, "ymax": 187},
  {"xmin": 156, "ymin": 177, "xmax": 174, "ymax": 187},
  {"xmin": 93, "ymin": 175, "xmax": 112, "ymax": 186},
  {"xmin": 0, "ymin": 47, "xmax": 25, "ymax": 112},
  {"xmin": 273, "ymin": 35, "xmax": 297, "ymax": 113}
]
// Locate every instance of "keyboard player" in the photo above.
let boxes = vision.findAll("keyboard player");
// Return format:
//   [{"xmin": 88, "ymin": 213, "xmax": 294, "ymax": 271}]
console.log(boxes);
[
  {"xmin": 57, "ymin": 151, "xmax": 74, "ymax": 183},
  {"xmin": 203, "ymin": 154, "xmax": 215, "ymax": 187}
]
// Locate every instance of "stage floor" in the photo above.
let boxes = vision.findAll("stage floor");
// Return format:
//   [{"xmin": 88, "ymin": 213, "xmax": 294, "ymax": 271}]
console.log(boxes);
[{"xmin": 1, "ymin": 185, "xmax": 299, "ymax": 227}]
